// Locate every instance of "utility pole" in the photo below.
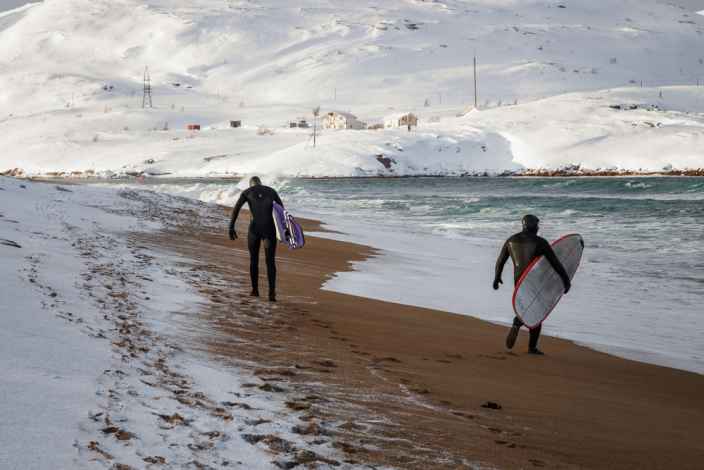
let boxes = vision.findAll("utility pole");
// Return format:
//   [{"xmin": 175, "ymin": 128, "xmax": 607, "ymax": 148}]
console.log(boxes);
[
  {"xmin": 142, "ymin": 66, "xmax": 153, "ymax": 108},
  {"xmin": 312, "ymin": 106, "xmax": 320, "ymax": 148},
  {"xmin": 473, "ymin": 55, "xmax": 478, "ymax": 109}
]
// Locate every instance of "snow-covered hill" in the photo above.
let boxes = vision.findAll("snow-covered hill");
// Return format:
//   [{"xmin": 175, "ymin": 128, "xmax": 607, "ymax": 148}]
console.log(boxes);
[{"xmin": 1, "ymin": 0, "xmax": 703, "ymax": 176}]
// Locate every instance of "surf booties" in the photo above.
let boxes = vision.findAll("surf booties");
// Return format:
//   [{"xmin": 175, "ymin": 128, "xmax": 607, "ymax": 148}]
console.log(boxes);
[
  {"xmin": 229, "ymin": 176, "xmax": 284, "ymax": 302},
  {"xmin": 494, "ymin": 215, "xmax": 571, "ymax": 354}
]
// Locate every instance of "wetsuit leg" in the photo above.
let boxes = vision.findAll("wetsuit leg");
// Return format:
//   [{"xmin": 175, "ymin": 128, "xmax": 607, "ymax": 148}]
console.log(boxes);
[
  {"xmin": 515, "ymin": 316, "xmax": 541, "ymax": 350},
  {"xmin": 506, "ymin": 316, "xmax": 523, "ymax": 349},
  {"xmin": 529, "ymin": 324, "xmax": 541, "ymax": 350},
  {"xmin": 263, "ymin": 237, "xmax": 277, "ymax": 297},
  {"xmin": 248, "ymin": 231, "xmax": 261, "ymax": 294}
]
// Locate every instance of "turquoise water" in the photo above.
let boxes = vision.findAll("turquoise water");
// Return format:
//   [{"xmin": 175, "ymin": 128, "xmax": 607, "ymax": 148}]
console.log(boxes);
[{"xmin": 279, "ymin": 176, "xmax": 704, "ymax": 288}]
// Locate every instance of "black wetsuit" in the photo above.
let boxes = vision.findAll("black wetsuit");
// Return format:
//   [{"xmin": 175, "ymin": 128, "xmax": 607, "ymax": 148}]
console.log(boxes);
[
  {"xmin": 229, "ymin": 185, "xmax": 283, "ymax": 296},
  {"xmin": 495, "ymin": 230, "xmax": 571, "ymax": 349}
]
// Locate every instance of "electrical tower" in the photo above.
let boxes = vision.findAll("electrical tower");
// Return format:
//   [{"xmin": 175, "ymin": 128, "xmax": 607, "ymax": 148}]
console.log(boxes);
[{"xmin": 142, "ymin": 66, "xmax": 153, "ymax": 108}]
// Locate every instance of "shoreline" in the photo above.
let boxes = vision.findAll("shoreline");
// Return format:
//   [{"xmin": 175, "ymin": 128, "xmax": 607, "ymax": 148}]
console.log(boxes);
[
  {"xmin": 4, "ymin": 178, "xmax": 702, "ymax": 469},
  {"xmin": 25, "ymin": 174, "xmax": 704, "ymax": 375},
  {"xmin": 23, "ymin": 175, "xmax": 704, "ymax": 375},
  {"xmin": 5, "ymin": 169, "xmax": 704, "ymax": 180},
  {"xmin": 140, "ymin": 203, "xmax": 704, "ymax": 469}
]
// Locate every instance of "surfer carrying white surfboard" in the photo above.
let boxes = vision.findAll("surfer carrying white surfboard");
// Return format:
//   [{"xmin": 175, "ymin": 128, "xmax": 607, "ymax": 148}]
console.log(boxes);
[
  {"xmin": 493, "ymin": 215, "xmax": 571, "ymax": 355},
  {"xmin": 229, "ymin": 176, "xmax": 284, "ymax": 302}
]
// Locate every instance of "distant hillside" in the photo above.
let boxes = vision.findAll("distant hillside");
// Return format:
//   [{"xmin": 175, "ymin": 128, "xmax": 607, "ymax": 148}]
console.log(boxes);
[{"xmin": 0, "ymin": 0, "xmax": 702, "ymax": 176}]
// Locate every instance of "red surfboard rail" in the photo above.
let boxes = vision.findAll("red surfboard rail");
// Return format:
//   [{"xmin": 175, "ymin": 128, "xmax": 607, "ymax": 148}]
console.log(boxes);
[{"xmin": 511, "ymin": 233, "xmax": 583, "ymax": 330}]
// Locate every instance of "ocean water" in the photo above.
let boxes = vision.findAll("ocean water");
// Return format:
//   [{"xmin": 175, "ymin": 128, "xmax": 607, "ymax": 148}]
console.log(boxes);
[{"xmin": 106, "ymin": 177, "xmax": 704, "ymax": 374}]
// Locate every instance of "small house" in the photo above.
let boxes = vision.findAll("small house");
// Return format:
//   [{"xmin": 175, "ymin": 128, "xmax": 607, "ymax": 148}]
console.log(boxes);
[
  {"xmin": 323, "ymin": 111, "xmax": 365, "ymax": 130},
  {"xmin": 187, "ymin": 124, "xmax": 201, "ymax": 131},
  {"xmin": 384, "ymin": 112, "xmax": 418, "ymax": 129},
  {"xmin": 289, "ymin": 118, "xmax": 309, "ymax": 128},
  {"xmin": 230, "ymin": 120, "xmax": 241, "ymax": 128}
]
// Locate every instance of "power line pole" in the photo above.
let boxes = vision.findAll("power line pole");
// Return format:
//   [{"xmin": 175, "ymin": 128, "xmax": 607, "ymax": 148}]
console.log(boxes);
[
  {"xmin": 312, "ymin": 106, "xmax": 320, "ymax": 148},
  {"xmin": 142, "ymin": 66, "xmax": 153, "ymax": 108},
  {"xmin": 473, "ymin": 55, "xmax": 478, "ymax": 109}
]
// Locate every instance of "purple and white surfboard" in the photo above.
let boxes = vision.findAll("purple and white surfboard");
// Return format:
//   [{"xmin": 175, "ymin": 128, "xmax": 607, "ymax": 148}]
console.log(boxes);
[{"xmin": 273, "ymin": 202, "xmax": 305, "ymax": 249}]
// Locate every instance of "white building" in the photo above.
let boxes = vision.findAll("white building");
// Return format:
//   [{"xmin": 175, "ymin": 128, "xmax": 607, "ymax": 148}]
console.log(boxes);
[
  {"xmin": 384, "ymin": 112, "xmax": 418, "ymax": 129},
  {"xmin": 323, "ymin": 111, "xmax": 365, "ymax": 130}
]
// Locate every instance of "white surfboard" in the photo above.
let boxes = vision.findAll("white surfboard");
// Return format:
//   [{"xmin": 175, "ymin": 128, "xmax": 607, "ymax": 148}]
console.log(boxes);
[{"xmin": 512, "ymin": 234, "xmax": 584, "ymax": 329}]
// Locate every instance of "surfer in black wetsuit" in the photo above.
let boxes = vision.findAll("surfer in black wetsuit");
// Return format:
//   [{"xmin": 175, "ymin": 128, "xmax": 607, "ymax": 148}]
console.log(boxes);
[
  {"xmin": 229, "ymin": 176, "xmax": 283, "ymax": 302},
  {"xmin": 493, "ymin": 215, "xmax": 571, "ymax": 355}
]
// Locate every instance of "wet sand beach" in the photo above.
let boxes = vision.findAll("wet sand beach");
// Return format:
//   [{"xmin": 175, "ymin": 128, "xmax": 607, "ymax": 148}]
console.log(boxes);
[{"xmin": 136, "ymin": 205, "xmax": 704, "ymax": 470}]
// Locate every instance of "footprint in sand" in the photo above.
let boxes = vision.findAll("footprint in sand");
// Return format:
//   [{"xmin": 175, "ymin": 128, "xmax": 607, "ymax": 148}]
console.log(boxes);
[
  {"xmin": 481, "ymin": 401, "xmax": 502, "ymax": 410},
  {"xmin": 451, "ymin": 411, "xmax": 475, "ymax": 420},
  {"xmin": 351, "ymin": 350, "xmax": 371, "ymax": 357},
  {"xmin": 314, "ymin": 359, "xmax": 337, "ymax": 369},
  {"xmin": 258, "ymin": 383, "xmax": 286, "ymax": 393},
  {"xmin": 478, "ymin": 353, "xmax": 507, "ymax": 361},
  {"xmin": 372, "ymin": 356, "xmax": 402, "ymax": 364},
  {"xmin": 285, "ymin": 401, "xmax": 311, "ymax": 412}
]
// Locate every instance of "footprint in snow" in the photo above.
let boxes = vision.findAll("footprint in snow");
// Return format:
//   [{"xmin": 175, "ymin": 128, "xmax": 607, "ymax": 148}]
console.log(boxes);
[{"xmin": 1, "ymin": 239, "xmax": 21, "ymax": 248}]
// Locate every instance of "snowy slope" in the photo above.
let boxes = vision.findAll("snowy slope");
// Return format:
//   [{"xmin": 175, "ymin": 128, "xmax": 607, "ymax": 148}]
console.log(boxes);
[
  {"xmin": 0, "ymin": 0, "xmax": 703, "ymax": 176},
  {"xmin": 468, "ymin": 86, "xmax": 704, "ymax": 171}
]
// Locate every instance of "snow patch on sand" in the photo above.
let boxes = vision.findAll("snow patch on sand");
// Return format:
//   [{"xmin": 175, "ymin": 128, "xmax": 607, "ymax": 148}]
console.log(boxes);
[{"xmin": 0, "ymin": 177, "xmax": 350, "ymax": 468}]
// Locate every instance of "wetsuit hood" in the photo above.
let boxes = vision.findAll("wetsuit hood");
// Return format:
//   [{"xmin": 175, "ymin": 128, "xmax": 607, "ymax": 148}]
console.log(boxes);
[{"xmin": 522, "ymin": 214, "xmax": 540, "ymax": 234}]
